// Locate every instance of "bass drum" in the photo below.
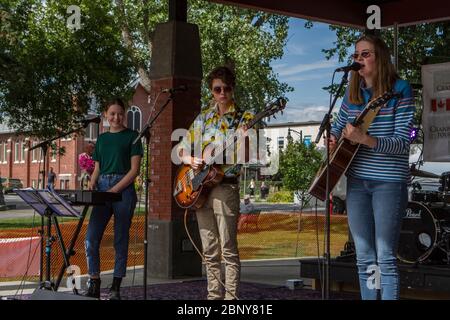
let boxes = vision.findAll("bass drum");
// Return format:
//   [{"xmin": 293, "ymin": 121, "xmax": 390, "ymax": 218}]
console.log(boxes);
[{"xmin": 397, "ymin": 201, "xmax": 450, "ymax": 264}]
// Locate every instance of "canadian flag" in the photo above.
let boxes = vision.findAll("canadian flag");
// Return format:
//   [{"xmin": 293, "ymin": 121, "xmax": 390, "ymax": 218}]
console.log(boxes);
[{"xmin": 431, "ymin": 98, "xmax": 450, "ymax": 112}]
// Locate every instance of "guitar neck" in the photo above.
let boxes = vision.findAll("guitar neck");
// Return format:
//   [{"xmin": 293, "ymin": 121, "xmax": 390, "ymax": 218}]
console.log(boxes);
[
  {"xmin": 351, "ymin": 91, "xmax": 400, "ymax": 133},
  {"xmin": 208, "ymin": 111, "xmax": 265, "ymax": 165}
]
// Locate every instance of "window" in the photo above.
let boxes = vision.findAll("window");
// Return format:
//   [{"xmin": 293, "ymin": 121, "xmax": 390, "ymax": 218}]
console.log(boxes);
[
  {"xmin": 60, "ymin": 179, "xmax": 70, "ymax": 190},
  {"xmin": 31, "ymin": 141, "xmax": 43, "ymax": 163},
  {"xmin": 59, "ymin": 174, "xmax": 71, "ymax": 190},
  {"xmin": 21, "ymin": 141, "xmax": 26, "ymax": 163},
  {"xmin": 14, "ymin": 142, "xmax": 20, "ymax": 163},
  {"xmin": 0, "ymin": 142, "xmax": 6, "ymax": 163},
  {"xmin": 84, "ymin": 122, "xmax": 99, "ymax": 141},
  {"xmin": 50, "ymin": 148, "xmax": 56, "ymax": 162},
  {"xmin": 303, "ymin": 135, "xmax": 312, "ymax": 147},
  {"xmin": 127, "ymin": 106, "xmax": 142, "ymax": 131},
  {"xmin": 277, "ymin": 137, "xmax": 284, "ymax": 150}
]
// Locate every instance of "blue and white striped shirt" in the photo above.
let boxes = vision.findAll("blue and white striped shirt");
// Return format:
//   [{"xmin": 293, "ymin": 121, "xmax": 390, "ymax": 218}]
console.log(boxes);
[{"xmin": 330, "ymin": 79, "xmax": 415, "ymax": 182}]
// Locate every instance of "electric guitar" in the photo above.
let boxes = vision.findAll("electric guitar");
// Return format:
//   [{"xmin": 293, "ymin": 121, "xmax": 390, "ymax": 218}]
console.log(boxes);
[
  {"xmin": 308, "ymin": 91, "xmax": 402, "ymax": 201},
  {"xmin": 173, "ymin": 98, "xmax": 287, "ymax": 209}
]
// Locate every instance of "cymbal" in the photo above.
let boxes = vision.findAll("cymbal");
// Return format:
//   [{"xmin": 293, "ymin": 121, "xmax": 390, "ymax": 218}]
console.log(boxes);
[{"xmin": 410, "ymin": 168, "xmax": 440, "ymax": 179}]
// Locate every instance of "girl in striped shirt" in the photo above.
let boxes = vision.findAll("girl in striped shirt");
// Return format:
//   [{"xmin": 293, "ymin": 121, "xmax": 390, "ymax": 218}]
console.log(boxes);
[{"xmin": 329, "ymin": 34, "xmax": 415, "ymax": 300}]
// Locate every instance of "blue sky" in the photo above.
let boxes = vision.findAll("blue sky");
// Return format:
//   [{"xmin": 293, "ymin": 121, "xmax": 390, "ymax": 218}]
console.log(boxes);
[{"xmin": 271, "ymin": 18, "xmax": 344, "ymax": 123}]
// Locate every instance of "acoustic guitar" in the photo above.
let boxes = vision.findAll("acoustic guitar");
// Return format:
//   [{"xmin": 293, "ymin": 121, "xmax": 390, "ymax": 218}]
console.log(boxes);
[
  {"xmin": 173, "ymin": 98, "xmax": 286, "ymax": 209},
  {"xmin": 308, "ymin": 91, "xmax": 402, "ymax": 201}
]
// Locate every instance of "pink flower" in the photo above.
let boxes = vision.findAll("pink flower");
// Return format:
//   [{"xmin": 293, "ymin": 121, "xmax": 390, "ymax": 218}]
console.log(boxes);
[{"xmin": 78, "ymin": 153, "xmax": 94, "ymax": 175}]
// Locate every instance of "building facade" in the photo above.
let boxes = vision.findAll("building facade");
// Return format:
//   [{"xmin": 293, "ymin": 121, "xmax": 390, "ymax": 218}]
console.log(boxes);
[
  {"xmin": 264, "ymin": 120, "xmax": 324, "ymax": 156},
  {"xmin": 0, "ymin": 81, "xmax": 151, "ymax": 190}
]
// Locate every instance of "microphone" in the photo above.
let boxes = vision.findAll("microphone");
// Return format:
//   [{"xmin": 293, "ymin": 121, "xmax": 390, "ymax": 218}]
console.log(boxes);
[
  {"xmin": 335, "ymin": 62, "xmax": 362, "ymax": 72},
  {"xmin": 79, "ymin": 115, "xmax": 101, "ymax": 127},
  {"xmin": 161, "ymin": 85, "xmax": 188, "ymax": 94}
]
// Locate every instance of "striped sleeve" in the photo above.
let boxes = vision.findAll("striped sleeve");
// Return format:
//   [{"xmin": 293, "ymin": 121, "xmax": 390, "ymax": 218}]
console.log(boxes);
[
  {"xmin": 330, "ymin": 92, "xmax": 350, "ymax": 139},
  {"xmin": 372, "ymin": 83, "xmax": 415, "ymax": 155}
]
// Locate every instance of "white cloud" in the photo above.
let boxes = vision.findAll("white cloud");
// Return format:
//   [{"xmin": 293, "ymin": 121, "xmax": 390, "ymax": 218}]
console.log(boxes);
[
  {"xmin": 283, "ymin": 73, "xmax": 328, "ymax": 82},
  {"xmin": 267, "ymin": 104, "xmax": 329, "ymax": 123},
  {"xmin": 285, "ymin": 43, "xmax": 307, "ymax": 56},
  {"xmin": 276, "ymin": 59, "xmax": 338, "ymax": 77}
]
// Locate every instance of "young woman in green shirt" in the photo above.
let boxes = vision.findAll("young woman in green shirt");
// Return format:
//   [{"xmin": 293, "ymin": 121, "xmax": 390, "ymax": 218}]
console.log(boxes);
[{"xmin": 85, "ymin": 98, "xmax": 143, "ymax": 300}]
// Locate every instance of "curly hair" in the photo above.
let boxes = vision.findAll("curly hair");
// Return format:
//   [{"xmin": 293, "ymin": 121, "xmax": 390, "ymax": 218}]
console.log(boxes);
[{"xmin": 206, "ymin": 66, "xmax": 236, "ymax": 89}]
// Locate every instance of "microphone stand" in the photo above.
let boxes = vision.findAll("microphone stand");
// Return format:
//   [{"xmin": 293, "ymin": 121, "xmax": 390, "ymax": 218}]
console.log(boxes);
[
  {"xmin": 29, "ymin": 121, "xmax": 93, "ymax": 289},
  {"xmin": 314, "ymin": 69, "xmax": 350, "ymax": 300},
  {"xmin": 133, "ymin": 91, "xmax": 175, "ymax": 300}
]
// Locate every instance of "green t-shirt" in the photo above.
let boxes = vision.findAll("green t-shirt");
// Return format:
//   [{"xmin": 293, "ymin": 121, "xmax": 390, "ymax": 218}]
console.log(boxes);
[{"xmin": 93, "ymin": 128, "xmax": 143, "ymax": 175}]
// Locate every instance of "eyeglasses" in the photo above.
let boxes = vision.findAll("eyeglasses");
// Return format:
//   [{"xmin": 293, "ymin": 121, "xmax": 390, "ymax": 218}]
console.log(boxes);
[
  {"xmin": 212, "ymin": 86, "xmax": 232, "ymax": 94},
  {"xmin": 351, "ymin": 50, "xmax": 374, "ymax": 60}
]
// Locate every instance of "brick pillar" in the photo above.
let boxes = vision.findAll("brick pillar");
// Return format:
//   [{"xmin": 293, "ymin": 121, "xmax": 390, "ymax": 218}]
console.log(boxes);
[{"xmin": 147, "ymin": 19, "xmax": 203, "ymax": 279}]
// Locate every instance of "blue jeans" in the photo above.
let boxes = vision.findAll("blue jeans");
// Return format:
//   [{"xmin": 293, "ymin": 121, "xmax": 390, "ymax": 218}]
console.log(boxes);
[
  {"xmin": 346, "ymin": 177, "xmax": 407, "ymax": 300},
  {"xmin": 85, "ymin": 174, "xmax": 137, "ymax": 278}
]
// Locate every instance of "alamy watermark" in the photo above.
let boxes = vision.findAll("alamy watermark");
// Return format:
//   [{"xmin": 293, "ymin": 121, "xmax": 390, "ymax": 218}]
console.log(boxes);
[
  {"xmin": 366, "ymin": 5, "xmax": 381, "ymax": 30},
  {"xmin": 366, "ymin": 264, "xmax": 381, "ymax": 290},
  {"xmin": 66, "ymin": 5, "xmax": 81, "ymax": 31},
  {"xmin": 65, "ymin": 264, "xmax": 82, "ymax": 290},
  {"xmin": 170, "ymin": 128, "xmax": 279, "ymax": 175}
]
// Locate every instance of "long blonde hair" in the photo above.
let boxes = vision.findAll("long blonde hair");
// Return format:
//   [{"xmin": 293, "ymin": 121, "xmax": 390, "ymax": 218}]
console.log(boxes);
[{"xmin": 349, "ymin": 35, "xmax": 398, "ymax": 105}]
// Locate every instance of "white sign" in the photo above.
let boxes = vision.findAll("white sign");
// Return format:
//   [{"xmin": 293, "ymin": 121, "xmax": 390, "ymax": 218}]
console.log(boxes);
[{"xmin": 422, "ymin": 62, "xmax": 450, "ymax": 162}]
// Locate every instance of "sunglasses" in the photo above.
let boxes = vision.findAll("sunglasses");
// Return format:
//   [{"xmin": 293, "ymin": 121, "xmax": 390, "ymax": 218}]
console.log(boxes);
[
  {"xmin": 212, "ymin": 86, "xmax": 232, "ymax": 94},
  {"xmin": 351, "ymin": 50, "xmax": 374, "ymax": 60}
]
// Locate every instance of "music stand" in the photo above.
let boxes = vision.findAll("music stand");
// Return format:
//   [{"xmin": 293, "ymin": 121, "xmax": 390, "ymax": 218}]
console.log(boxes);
[{"xmin": 15, "ymin": 189, "xmax": 83, "ymax": 293}]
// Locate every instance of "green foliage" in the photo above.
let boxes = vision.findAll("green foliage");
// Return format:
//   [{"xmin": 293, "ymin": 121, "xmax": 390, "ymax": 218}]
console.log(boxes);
[
  {"xmin": 279, "ymin": 140, "xmax": 322, "ymax": 196},
  {"xmin": 0, "ymin": 0, "xmax": 135, "ymax": 139},
  {"xmin": 117, "ymin": 0, "xmax": 293, "ymax": 111},
  {"xmin": 267, "ymin": 190, "xmax": 293, "ymax": 203},
  {"xmin": 1, "ymin": 0, "xmax": 292, "ymax": 139},
  {"xmin": 189, "ymin": 0, "xmax": 292, "ymax": 111},
  {"xmin": 319, "ymin": 22, "xmax": 450, "ymax": 103}
]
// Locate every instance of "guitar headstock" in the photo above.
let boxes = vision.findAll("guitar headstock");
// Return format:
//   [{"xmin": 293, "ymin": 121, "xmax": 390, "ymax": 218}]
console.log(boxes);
[
  {"xmin": 245, "ymin": 97, "xmax": 287, "ymax": 129},
  {"xmin": 260, "ymin": 97, "xmax": 287, "ymax": 120},
  {"xmin": 368, "ymin": 91, "xmax": 402, "ymax": 109}
]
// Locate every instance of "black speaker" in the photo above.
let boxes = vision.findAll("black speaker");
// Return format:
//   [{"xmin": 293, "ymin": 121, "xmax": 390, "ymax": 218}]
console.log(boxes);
[{"xmin": 30, "ymin": 289, "xmax": 97, "ymax": 300}]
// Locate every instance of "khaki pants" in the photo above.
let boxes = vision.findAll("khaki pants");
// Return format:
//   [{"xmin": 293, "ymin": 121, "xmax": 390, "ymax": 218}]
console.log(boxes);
[{"xmin": 196, "ymin": 183, "xmax": 241, "ymax": 300}]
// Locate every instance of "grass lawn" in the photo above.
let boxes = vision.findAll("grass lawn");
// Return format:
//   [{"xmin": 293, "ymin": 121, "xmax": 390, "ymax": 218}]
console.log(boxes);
[{"xmin": 237, "ymin": 213, "xmax": 349, "ymax": 260}]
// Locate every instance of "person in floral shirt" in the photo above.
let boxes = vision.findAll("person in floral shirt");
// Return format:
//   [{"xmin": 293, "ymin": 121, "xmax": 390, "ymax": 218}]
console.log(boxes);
[{"xmin": 177, "ymin": 66, "xmax": 254, "ymax": 300}]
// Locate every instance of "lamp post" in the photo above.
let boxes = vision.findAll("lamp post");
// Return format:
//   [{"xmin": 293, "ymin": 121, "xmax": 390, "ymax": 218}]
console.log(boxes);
[{"xmin": 287, "ymin": 128, "xmax": 303, "ymax": 144}]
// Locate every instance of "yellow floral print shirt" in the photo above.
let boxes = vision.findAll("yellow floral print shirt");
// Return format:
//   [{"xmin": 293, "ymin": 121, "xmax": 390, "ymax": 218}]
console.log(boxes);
[{"xmin": 178, "ymin": 102, "xmax": 255, "ymax": 177}]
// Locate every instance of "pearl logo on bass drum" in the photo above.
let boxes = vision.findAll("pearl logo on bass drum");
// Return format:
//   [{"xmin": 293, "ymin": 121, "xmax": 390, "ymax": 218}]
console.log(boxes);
[{"xmin": 405, "ymin": 207, "xmax": 422, "ymax": 219}]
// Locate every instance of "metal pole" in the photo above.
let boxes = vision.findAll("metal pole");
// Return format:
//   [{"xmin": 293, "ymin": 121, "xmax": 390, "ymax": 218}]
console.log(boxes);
[{"xmin": 393, "ymin": 22, "xmax": 399, "ymax": 70}]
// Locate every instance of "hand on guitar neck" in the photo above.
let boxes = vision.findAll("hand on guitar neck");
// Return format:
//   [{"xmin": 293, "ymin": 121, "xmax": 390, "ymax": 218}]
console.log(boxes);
[
  {"xmin": 181, "ymin": 155, "xmax": 204, "ymax": 170},
  {"xmin": 325, "ymin": 135, "xmax": 338, "ymax": 153}
]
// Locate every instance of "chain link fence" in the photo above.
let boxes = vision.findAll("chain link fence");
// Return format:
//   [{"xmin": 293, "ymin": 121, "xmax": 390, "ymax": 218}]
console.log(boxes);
[{"xmin": 0, "ymin": 191, "xmax": 350, "ymax": 292}]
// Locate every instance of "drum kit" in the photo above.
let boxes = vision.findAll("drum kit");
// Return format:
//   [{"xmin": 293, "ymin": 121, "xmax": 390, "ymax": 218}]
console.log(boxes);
[{"xmin": 397, "ymin": 167, "xmax": 450, "ymax": 265}]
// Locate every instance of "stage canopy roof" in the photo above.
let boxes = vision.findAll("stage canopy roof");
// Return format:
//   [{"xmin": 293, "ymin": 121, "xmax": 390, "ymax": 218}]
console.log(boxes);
[{"xmin": 208, "ymin": 0, "xmax": 450, "ymax": 28}]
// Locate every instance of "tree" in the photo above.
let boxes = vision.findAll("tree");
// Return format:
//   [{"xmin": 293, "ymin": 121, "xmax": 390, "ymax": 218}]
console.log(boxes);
[
  {"xmin": 321, "ymin": 22, "xmax": 450, "ymax": 85},
  {"xmin": 1, "ymin": 1, "xmax": 292, "ymax": 138},
  {"xmin": 279, "ymin": 139, "xmax": 322, "ymax": 206},
  {"xmin": 0, "ymin": 0, "xmax": 135, "ymax": 139},
  {"xmin": 316, "ymin": 22, "xmax": 450, "ymax": 106},
  {"xmin": 115, "ymin": 0, "xmax": 292, "ymax": 112}
]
